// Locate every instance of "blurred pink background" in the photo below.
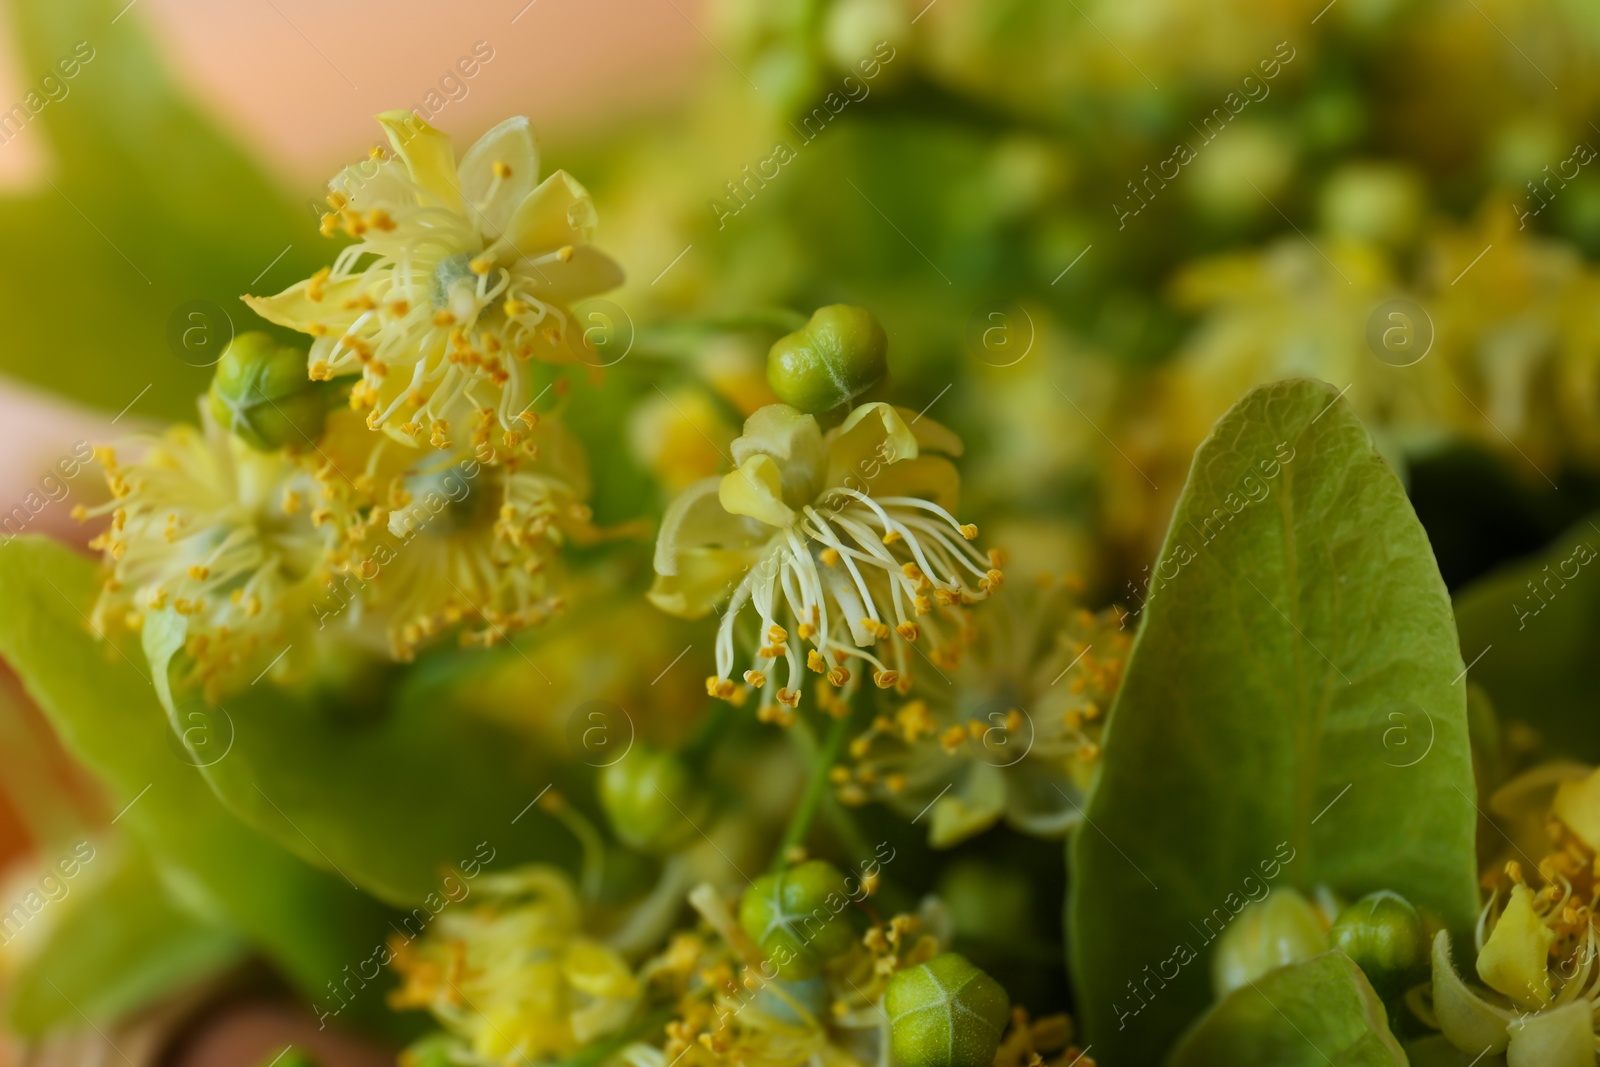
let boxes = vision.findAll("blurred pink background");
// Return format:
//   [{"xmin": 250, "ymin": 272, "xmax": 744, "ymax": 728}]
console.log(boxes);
[{"xmin": 0, "ymin": 0, "xmax": 707, "ymax": 187}]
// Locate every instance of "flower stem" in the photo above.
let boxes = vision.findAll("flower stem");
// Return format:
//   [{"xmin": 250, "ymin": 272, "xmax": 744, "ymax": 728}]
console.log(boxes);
[{"xmin": 772, "ymin": 686, "xmax": 863, "ymax": 872}]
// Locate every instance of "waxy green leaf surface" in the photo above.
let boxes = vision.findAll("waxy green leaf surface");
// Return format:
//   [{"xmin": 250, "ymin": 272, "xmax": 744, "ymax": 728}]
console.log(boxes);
[{"xmin": 1069, "ymin": 379, "xmax": 1478, "ymax": 1064}]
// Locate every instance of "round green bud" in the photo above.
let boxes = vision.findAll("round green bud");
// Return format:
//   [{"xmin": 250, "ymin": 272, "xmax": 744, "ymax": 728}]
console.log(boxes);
[
  {"xmin": 598, "ymin": 746, "xmax": 708, "ymax": 854},
  {"xmin": 1329, "ymin": 890, "xmax": 1426, "ymax": 993},
  {"xmin": 767, "ymin": 305, "xmax": 888, "ymax": 414},
  {"xmin": 207, "ymin": 332, "xmax": 325, "ymax": 451},
  {"xmin": 1212, "ymin": 888, "xmax": 1329, "ymax": 998},
  {"xmin": 885, "ymin": 953, "xmax": 1010, "ymax": 1067},
  {"xmin": 739, "ymin": 859, "xmax": 856, "ymax": 980}
]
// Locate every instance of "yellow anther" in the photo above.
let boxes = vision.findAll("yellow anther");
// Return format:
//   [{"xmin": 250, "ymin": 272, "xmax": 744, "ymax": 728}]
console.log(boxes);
[
  {"xmin": 187, "ymin": 565, "xmax": 210, "ymax": 580},
  {"xmin": 896, "ymin": 621, "xmax": 920, "ymax": 642},
  {"xmin": 469, "ymin": 257, "xmax": 493, "ymax": 276},
  {"xmin": 433, "ymin": 310, "xmax": 456, "ymax": 327},
  {"xmin": 861, "ymin": 618, "xmax": 891, "ymax": 640},
  {"xmin": 882, "ymin": 528, "xmax": 903, "ymax": 545},
  {"xmin": 767, "ymin": 624, "xmax": 788, "ymax": 644},
  {"xmin": 959, "ymin": 523, "xmax": 979, "ymax": 540},
  {"xmin": 821, "ymin": 548, "xmax": 841, "ymax": 567},
  {"xmin": 306, "ymin": 267, "xmax": 331, "ymax": 302},
  {"xmin": 873, "ymin": 670, "xmax": 899, "ymax": 689},
  {"xmin": 797, "ymin": 623, "xmax": 817, "ymax": 640},
  {"xmin": 827, "ymin": 666, "xmax": 850, "ymax": 687},
  {"xmin": 807, "ymin": 649, "xmax": 828, "ymax": 673},
  {"xmin": 776, "ymin": 687, "xmax": 801, "ymax": 708},
  {"xmin": 492, "ymin": 160, "xmax": 512, "ymax": 179},
  {"xmin": 744, "ymin": 669, "xmax": 767, "ymax": 689}
]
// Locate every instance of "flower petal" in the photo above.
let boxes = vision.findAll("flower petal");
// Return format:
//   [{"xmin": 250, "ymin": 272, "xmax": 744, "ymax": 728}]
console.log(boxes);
[
  {"xmin": 376, "ymin": 110, "xmax": 463, "ymax": 213},
  {"xmin": 500, "ymin": 170, "xmax": 598, "ymax": 256},
  {"xmin": 929, "ymin": 762, "xmax": 1007, "ymax": 848},
  {"xmin": 826, "ymin": 402, "xmax": 919, "ymax": 489},
  {"xmin": 870, "ymin": 455, "xmax": 962, "ymax": 512},
  {"xmin": 648, "ymin": 549, "xmax": 761, "ymax": 619},
  {"xmin": 732, "ymin": 405, "xmax": 825, "ymax": 507},
  {"xmin": 1506, "ymin": 1000, "xmax": 1593, "ymax": 1067},
  {"xmin": 457, "ymin": 116, "xmax": 539, "ymax": 240},
  {"xmin": 901, "ymin": 407, "xmax": 964, "ymax": 456},
  {"xmin": 1477, "ymin": 885, "xmax": 1554, "ymax": 1008},
  {"xmin": 1552, "ymin": 767, "xmax": 1600, "ymax": 851},
  {"xmin": 328, "ymin": 155, "xmax": 413, "ymax": 212},
  {"xmin": 1432, "ymin": 930, "xmax": 1512, "ymax": 1055},
  {"xmin": 244, "ymin": 276, "xmax": 370, "ymax": 334},
  {"xmin": 720, "ymin": 455, "xmax": 795, "ymax": 528},
  {"xmin": 655, "ymin": 477, "xmax": 763, "ymax": 575},
  {"xmin": 526, "ymin": 245, "xmax": 625, "ymax": 305}
]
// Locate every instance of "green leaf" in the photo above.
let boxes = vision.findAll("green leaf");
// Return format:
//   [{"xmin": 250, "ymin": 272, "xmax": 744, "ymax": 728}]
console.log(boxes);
[
  {"xmin": 188, "ymin": 661, "xmax": 584, "ymax": 908},
  {"xmin": 0, "ymin": 538, "xmax": 400, "ymax": 1026},
  {"xmin": 1453, "ymin": 511, "xmax": 1600, "ymax": 761},
  {"xmin": 1068, "ymin": 379, "xmax": 1478, "ymax": 1064},
  {"xmin": 6, "ymin": 845, "xmax": 244, "ymax": 1036},
  {"xmin": 1166, "ymin": 951, "xmax": 1406, "ymax": 1067},
  {"xmin": 0, "ymin": 0, "xmax": 327, "ymax": 420}
]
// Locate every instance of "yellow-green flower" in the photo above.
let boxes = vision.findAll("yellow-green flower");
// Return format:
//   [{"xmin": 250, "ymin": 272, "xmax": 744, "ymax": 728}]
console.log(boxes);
[
  {"xmin": 391, "ymin": 866, "xmax": 639, "ymax": 1067},
  {"xmin": 836, "ymin": 579, "xmax": 1128, "ymax": 847},
  {"xmin": 309, "ymin": 408, "xmax": 600, "ymax": 660},
  {"xmin": 648, "ymin": 402, "xmax": 1000, "ymax": 721},
  {"xmin": 246, "ymin": 112, "xmax": 622, "ymax": 455},
  {"xmin": 79, "ymin": 409, "xmax": 334, "ymax": 696},
  {"xmin": 1424, "ymin": 765, "xmax": 1600, "ymax": 1063}
]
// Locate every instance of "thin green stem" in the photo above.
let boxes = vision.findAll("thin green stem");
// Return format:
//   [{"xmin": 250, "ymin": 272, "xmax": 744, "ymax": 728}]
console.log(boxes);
[{"xmin": 771, "ymin": 687, "xmax": 862, "ymax": 872}]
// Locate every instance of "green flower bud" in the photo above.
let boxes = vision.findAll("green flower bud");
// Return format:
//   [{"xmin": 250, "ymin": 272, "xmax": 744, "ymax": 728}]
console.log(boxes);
[
  {"xmin": 767, "ymin": 305, "xmax": 888, "ymax": 414},
  {"xmin": 598, "ymin": 745, "xmax": 708, "ymax": 854},
  {"xmin": 738, "ymin": 860, "xmax": 856, "ymax": 979},
  {"xmin": 885, "ymin": 953, "xmax": 1010, "ymax": 1067},
  {"xmin": 1212, "ymin": 888, "xmax": 1328, "ymax": 998},
  {"xmin": 1329, "ymin": 890, "xmax": 1426, "ymax": 995},
  {"xmin": 208, "ymin": 332, "xmax": 326, "ymax": 451}
]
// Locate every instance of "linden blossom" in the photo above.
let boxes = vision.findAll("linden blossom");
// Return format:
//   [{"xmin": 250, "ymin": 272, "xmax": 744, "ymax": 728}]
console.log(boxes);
[
  {"xmin": 1112, "ymin": 40, "xmax": 1297, "ymax": 231},
  {"xmin": 707, "ymin": 41, "xmax": 899, "ymax": 231}
]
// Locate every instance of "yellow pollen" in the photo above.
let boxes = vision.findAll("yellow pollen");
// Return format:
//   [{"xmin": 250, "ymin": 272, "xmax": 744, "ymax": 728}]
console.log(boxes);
[
  {"xmin": 744, "ymin": 669, "xmax": 767, "ymax": 689},
  {"xmin": 187, "ymin": 565, "xmax": 210, "ymax": 580},
  {"xmin": 807, "ymin": 649, "xmax": 827, "ymax": 673},
  {"xmin": 469, "ymin": 257, "xmax": 493, "ymax": 276},
  {"xmin": 896, "ymin": 621, "xmax": 920, "ymax": 641},
  {"xmin": 874, "ymin": 670, "xmax": 899, "ymax": 689},
  {"xmin": 776, "ymin": 687, "xmax": 801, "ymax": 708},
  {"xmin": 882, "ymin": 528, "xmax": 903, "ymax": 545},
  {"xmin": 503, "ymin": 298, "xmax": 528, "ymax": 317},
  {"xmin": 959, "ymin": 523, "xmax": 979, "ymax": 540},
  {"xmin": 820, "ymin": 548, "xmax": 841, "ymax": 567},
  {"xmin": 433, "ymin": 310, "xmax": 456, "ymax": 327},
  {"xmin": 389, "ymin": 300, "xmax": 410, "ymax": 317},
  {"xmin": 767, "ymin": 624, "xmax": 788, "ymax": 644},
  {"xmin": 827, "ymin": 666, "xmax": 850, "ymax": 687},
  {"xmin": 306, "ymin": 267, "xmax": 331, "ymax": 302},
  {"xmin": 861, "ymin": 618, "xmax": 891, "ymax": 640},
  {"xmin": 797, "ymin": 623, "xmax": 817, "ymax": 640}
]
